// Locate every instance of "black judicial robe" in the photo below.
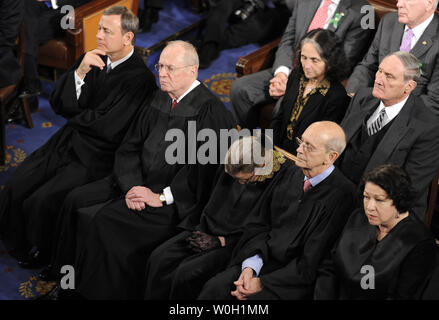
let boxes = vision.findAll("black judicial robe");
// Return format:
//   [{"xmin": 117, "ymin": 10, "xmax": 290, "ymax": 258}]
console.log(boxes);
[
  {"xmin": 0, "ymin": 0, "xmax": 23, "ymax": 87},
  {"xmin": 314, "ymin": 209, "xmax": 437, "ymax": 300},
  {"xmin": 73, "ymin": 84, "xmax": 236, "ymax": 300},
  {"xmin": 199, "ymin": 166, "xmax": 356, "ymax": 300},
  {"xmin": 0, "ymin": 52, "xmax": 156, "ymax": 257},
  {"xmin": 144, "ymin": 155, "xmax": 290, "ymax": 300}
]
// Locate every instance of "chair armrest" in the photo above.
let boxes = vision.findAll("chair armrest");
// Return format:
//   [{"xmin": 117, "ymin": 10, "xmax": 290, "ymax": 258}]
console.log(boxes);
[{"xmin": 235, "ymin": 38, "xmax": 280, "ymax": 78}]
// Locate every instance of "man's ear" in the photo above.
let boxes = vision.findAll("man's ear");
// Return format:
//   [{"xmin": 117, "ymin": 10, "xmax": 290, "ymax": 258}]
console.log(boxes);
[
  {"xmin": 405, "ymin": 79, "xmax": 417, "ymax": 94},
  {"xmin": 327, "ymin": 151, "xmax": 339, "ymax": 164},
  {"xmin": 124, "ymin": 31, "xmax": 134, "ymax": 46}
]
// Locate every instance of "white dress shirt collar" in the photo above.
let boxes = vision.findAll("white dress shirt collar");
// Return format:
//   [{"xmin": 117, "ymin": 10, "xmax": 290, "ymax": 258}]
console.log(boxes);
[
  {"xmin": 404, "ymin": 13, "xmax": 434, "ymax": 49},
  {"xmin": 106, "ymin": 49, "xmax": 134, "ymax": 70}
]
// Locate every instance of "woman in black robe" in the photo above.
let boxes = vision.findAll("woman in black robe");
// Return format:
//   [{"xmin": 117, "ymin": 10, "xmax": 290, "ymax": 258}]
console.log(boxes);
[
  {"xmin": 271, "ymin": 29, "xmax": 351, "ymax": 154},
  {"xmin": 144, "ymin": 137, "xmax": 290, "ymax": 300},
  {"xmin": 314, "ymin": 164, "xmax": 438, "ymax": 300}
]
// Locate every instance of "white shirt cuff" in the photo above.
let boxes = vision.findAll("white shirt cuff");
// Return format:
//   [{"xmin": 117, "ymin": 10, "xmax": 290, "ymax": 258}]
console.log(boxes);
[
  {"xmin": 74, "ymin": 71, "xmax": 85, "ymax": 99},
  {"xmin": 163, "ymin": 186, "xmax": 174, "ymax": 205},
  {"xmin": 274, "ymin": 66, "xmax": 291, "ymax": 78},
  {"xmin": 51, "ymin": 0, "xmax": 59, "ymax": 9},
  {"xmin": 242, "ymin": 254, "xmax": 263, "ymax": 276}
]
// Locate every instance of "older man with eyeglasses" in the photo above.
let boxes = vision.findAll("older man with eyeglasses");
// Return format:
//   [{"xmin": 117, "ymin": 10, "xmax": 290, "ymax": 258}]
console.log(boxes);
[{"xmin": 199, "ymin": 121, "xmax": 356, "ymax": 300}]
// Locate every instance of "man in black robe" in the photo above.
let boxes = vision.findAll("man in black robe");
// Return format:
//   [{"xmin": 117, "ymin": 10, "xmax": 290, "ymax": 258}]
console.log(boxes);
[
  {"xmin": 144, "ymin": 135, "xmax": 293, "ymax": 300},
  {"xmin": 198, "ymin": 121, "xmax": 356, "ymax": 300},
  {"xmin": 0, "ymin": 6, "xmax": 157, "ymax": 266},
  {"xmin": 40, "ymin": 40, "xmax": 236, "ymax": 300}
]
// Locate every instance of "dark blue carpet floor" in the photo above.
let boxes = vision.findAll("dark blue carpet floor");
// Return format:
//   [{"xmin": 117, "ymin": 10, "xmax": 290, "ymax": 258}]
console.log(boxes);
[{"xmin": 0, "ymin": 0, "xmax": 260, "ymax": 299}]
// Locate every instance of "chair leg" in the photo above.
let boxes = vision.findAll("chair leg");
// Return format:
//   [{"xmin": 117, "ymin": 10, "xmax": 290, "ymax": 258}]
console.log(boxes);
[{"xmin": 21, "ymin": 97, "xmax": 34, "ymax": 129}]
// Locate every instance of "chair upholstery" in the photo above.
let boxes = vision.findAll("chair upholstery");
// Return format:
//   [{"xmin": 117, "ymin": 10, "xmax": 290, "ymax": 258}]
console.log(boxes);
[{"xmin": 38, "ymin": 0, "xmax": 139, "ymax": 73}]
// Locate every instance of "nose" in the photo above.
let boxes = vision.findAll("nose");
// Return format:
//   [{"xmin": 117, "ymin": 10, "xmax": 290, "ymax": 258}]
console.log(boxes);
[
  {"xmin": 396, "ymin": 0, "xmax": 403, "ymax": 8},
  {"xmin": 365, "ymin": 198, "xmax": 376, "ymax": 211},
  {"xmin": 96, "ymin": 29, "xmax": 104, "ymax": 40}
]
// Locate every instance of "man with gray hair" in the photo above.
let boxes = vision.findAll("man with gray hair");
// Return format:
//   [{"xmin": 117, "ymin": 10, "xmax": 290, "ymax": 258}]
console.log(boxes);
[
  {"xmin": 199, "ymin": 121, "xmax": 356, "ymax": 300},
  {"xmin": 346, "ymin": 0, "xmax": 439, "ymax": 115},
  {"xmin": 340, "ymin": 51, "xmax": 439, "ymax": 221},
  {"xmin": 0, "ymin": 5, "xmax": 157, "ymax": 269},
  {"xmin": 38, "ymin": 40, "xmax": 236, "ymax": 299}
]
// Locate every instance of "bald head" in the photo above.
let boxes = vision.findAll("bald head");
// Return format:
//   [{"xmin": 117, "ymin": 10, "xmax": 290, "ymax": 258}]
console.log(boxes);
[{"xmin": 296, "ymin": 121, "xmax": 346, "ymax": 178}]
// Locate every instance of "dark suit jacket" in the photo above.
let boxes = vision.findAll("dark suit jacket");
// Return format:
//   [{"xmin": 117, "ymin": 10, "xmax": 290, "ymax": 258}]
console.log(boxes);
[
  {"xmin": 341, "ymin": 88, "xmax": 439, "ymax": 220},
  {"xmin": 271, "ymin": 72, "xmax": 350, "ymax": 151},
  {"xmin": 346, "ymin": 12, "xmax": 439, "ymax": 115},
  {"xmin": 273, "ymin": 0, "xmax": 374, "ymax": 73}
]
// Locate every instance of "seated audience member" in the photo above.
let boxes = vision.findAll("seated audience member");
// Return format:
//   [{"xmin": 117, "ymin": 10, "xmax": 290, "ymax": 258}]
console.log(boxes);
[
  {"xmin": 271, "ymin": 29, "xmax": 350, "ymax": 153},
  {"xmin": 315, "ymin": 164, "xmax": 437, "ymax": 300},
  {"xmin": 138, "ymin": 0, "xmax": 162, "ymax": 32},
  {"xmin": 7, "ymin": 0, "xmax": 92, "ymax": 119},
  {"xmin": 198, "ymin": 121, "xmax": 356, "ymax": 300},
  {"xmin": 0, "ymin": 0, "xmax": 23, "ymax": 88},
  {"xmin": 197, "ymin": 0, "xmax": 291, "ymax": 69},
  {"xmin": 0, "ymin": 6, "xmax": 157, "ymax": 267},
  {"xmin": 39, "ymin": 40, "xmax": 236, "ymax": 300},
  {"xmin": 346, "ymin": 0, "xmax": 439, "ymax": 115},
  {"xmin": 230, "ymin": 0, "xmax": 374, "ymax": 128},
  {"xmin": 144, "ymin": 135, "xmax": 292, "ymax": 300},
  {"xmin": 339, "ymin": 51, "xmax": 439, "ymax": 221}
]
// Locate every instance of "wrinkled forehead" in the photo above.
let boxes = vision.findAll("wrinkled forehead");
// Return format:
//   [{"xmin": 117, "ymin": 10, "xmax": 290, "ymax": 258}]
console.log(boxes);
[
  {"xmin": 99, "ymin": 14, "xmax": 122, "ymax": 31},
  {"xmin": 379, "ymin": 56, "xmax": 405, "ymax": 77},
  {"xmin": 159, "ymin": 46, "xmax": 185, "ymax": 65}
]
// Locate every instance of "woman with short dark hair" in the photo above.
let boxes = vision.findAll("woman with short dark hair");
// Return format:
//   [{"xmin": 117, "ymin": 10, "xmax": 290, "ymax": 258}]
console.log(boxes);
[
  {"xmin": 271, "ymin": 29, "xmax": 350, "ymax": 153},
  {"xmin": 314, "ymin": 164, "xmax": 437, "ymax": 300}
]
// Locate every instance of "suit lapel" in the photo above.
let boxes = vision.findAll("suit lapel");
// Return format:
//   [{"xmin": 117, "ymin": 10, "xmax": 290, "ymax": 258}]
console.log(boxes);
[
  {"xmin": 410, "ymin": 15, "xmax": 438, "ymax": 59},
  {"xmin": 366, "ymin": 96, "xmax": 413, "ymax": 172},
  {"xmin": 327, "ymin": 0, "xmax": 352, "ymax": 32},
  {"xmin": 390, "ymin": 20, "xmax": 405, "ymax": 52},
  {"xmin": 300, "ymin": 0, "xmax": 322, "ymax": 33}
]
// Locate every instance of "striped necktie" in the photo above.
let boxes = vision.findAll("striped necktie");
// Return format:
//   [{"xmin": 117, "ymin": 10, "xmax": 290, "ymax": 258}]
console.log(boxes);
[
  {"xmin": 308, "ymin": 0, "xmax": 332, "ymax": 32},
  {"xmin": 367, "ymin": 109, "xmax": 387, "ymax": 136}
]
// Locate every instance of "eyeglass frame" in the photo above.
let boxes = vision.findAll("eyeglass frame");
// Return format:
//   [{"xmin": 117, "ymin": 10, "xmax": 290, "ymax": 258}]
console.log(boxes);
[
  {"xmin": 154, "ymin": 63, "xmax": 195, "ymax": 74},
  {"xmin": 295, "ymin": 137, "xmax": 319, "ymax": 153}
]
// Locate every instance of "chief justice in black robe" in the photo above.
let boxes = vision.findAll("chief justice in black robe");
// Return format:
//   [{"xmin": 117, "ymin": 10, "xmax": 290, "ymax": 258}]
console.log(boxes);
[
  {"xmin": 44, "ymin": 40, "xmax": 236, "ymax": 300},
  {"xmin": 144, "ymin": 138, "xmax": 290, "ymax": 300},
  {"xmin": 0, "ymin": 7, "xmax": 156, "ymax": 260},
  {"xmin": 314, "ymin": 164, "xmax": 437, "ymax": 300},
  {"xmin": 199, "ymin": 121, "xmax": 356, "ymax": 300}
]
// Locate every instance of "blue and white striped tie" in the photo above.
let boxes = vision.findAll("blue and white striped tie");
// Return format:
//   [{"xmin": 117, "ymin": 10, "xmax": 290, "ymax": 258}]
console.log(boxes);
[{"xmin": 368, "ymin": 109, "xmax": 386, "ymax": 136}]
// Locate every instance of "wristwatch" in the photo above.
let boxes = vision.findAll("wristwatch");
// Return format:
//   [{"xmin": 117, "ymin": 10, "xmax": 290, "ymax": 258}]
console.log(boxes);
[{"xmin": 159, "ymin": 193, "xmax": 166, "ymax": 203}]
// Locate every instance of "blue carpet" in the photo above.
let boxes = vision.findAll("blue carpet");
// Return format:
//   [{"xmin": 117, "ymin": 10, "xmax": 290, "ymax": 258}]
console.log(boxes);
[{"xmin": 0, "ymin": 0, "xmax": 262, "ymax": 300}]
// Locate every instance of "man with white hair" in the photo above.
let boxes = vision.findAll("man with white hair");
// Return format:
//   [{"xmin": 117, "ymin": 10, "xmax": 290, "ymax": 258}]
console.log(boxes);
[
  {"xmin": 39, "ymin": 40, "xmax": 236, "ymax": 300},
  {"xmin": 199, "ymin": 121, "xmax": 356, "ymax": 300},
  {"xmin": 346, "ymin": 0, "xmax": 439, "ymax": 115}
]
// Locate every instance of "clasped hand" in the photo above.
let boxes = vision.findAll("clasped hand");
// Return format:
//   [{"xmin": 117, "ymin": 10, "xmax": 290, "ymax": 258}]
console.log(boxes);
[
  {"xmin": 268, "ymin": 72, "xmax": 288, "ymax": 98},
  {"xmin": 185, "ymin": 231, "xmax": 221, "ymax": 252},
  {"xmin": 230, "ymin": 267, "xmax": 263, "ymax": 300},
  {"xmin": 125, "ymin": 186, "xmax": 163, "ymax": 211}
]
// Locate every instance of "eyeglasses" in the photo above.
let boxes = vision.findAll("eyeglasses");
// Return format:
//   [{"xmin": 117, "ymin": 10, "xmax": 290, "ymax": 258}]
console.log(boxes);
[
  {"xmin": 296, "ymin": 137, "xmax": 317, "ymax": 153},
  {"xmin": 154, "ymin": 63, "xmax": 193, "ymax": 74}
]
